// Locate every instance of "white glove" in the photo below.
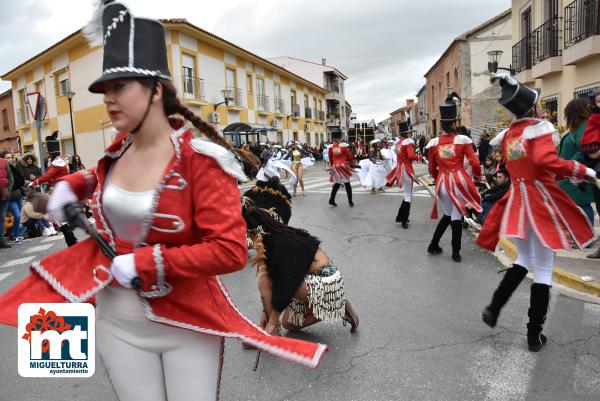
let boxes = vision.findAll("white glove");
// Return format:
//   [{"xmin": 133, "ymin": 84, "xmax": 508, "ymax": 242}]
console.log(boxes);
[
  {"xmin": 46, "ymin": 181, "xmax": 78, "ymax": 223},
  {"xmin": 585, "ymin": 167, "xmax": 597, "ymax": 179},
  {"xmin": 110, "ymin": 254, "xmax": 138, "ymax": 288},
  {"xmin": 491, "ymin": 72, "xmax": 518, "ymax": 86}
]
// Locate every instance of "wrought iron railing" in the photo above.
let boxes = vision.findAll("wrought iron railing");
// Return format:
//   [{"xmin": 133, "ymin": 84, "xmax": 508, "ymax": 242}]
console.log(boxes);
[
  {"xmin": 305, "ymin": 107, "xmax": 313, "ymax": 119},
  {"xmin": 317, "ymin": 110, "xmax": 325, "ymax": 121},
  {"xmin": 564, "ymin": 0, "xmax": 600, "ymax": 48},
  {"xmin": 274, "ymin": 98, "xmax": 285, "ymax": 114},
  {"xmin": 15, "ymin": 108, "xmax": 28, "ymax": 126},
  {"xmin": 291, "ymin": 103, "xmax": 300, "ymax": 117},
  {"xmin": 223, "ymin": 86, "xmax": 243, "ymax": 107},
  {"xmin": 512, "ymin": 35, "xmax": 533, "ymax": 73},
  {"xmin": 532, "ymin": 16, "xmax": 562, "ymax": 64},
  {"xmin": 182, "ymin": 77, "xmax": 205, "ymax": 101},
  {"xmin": 257, "ymin": 94, "xmax": 270, "ymax": 112},
  {"xmin": 574, "ymin": 83, "xmax": 600, "ymax": 99}
]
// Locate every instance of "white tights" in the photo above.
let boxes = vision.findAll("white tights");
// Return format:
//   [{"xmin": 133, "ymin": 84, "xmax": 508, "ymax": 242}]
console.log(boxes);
[
  {"xmin": 438, "ymin": 184, "xmax": 464, "ymax": 221},
  {"xmin": 513, "ymin": 225, "xmax": 555, "ymax": 285},
  {"xmin": 96, "ymin": 286, "xmax": 223, "ymax": 401},
  {"xmin": 402, "ymin": 170, "xmax": 413, "ymax": 202}
]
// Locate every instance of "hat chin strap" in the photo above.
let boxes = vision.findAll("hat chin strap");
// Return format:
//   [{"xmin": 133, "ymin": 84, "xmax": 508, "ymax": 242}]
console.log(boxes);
[{"xmin": 131, "ymin": 77, "xmax": 158, "ymax": 134}]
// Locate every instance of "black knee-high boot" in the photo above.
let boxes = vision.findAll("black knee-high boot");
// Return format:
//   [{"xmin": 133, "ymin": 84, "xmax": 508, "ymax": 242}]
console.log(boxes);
[
  {"xmin": 527, "ymin": 283, "xmax": 550, "ymax": 352},
  {"xmin": 60, "ymin": 224, "xmax": 78, "ymax": 247},
  {"xmin": 396, "ymin": 201, "xmax": 411, "ymax": 228},
  {"xmin": 427, "ymin": 215, "xmax": 451, "ymax": 254},
  {"xmin": 344, "ymin": 182, "xmax": 354, "ymax": 207},
  {"xmin": 482, "ymin": 264, "xmax": 528, "ymax": 327},
  {"xmin": 329, "ymin": 183, "xmax": 341, "ymax": 206},
  {"xmin": 450, "ymin": 220, "xmax": 463, "ymax": 262}
]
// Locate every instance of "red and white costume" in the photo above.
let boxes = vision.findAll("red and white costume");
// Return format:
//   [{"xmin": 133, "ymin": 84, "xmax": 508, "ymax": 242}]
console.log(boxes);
[
  {"xmin": 477, "ymin": 118, "xmax": 595, "ymax": 253},
  {"xmin": 387, "ymin": 137, "xmax": 422, "ymax": 201},
  {"xmin": 328, "ymin": 142, "xmax": 354, "ymax": 184},
  {"xmin": 426, "ymin": 134, "xmax": 482, "ymax": 219},
  {"xmin": 0, "ymin": 120, "xmax": 327, "ymax": 368},
  {"xmin": 33, "ymin": 157, "xmax": 69, "ymax": 187}
]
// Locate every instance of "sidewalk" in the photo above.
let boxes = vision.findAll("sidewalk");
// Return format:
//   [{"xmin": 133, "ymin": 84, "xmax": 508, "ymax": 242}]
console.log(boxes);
[{"xmin": 419, "ymin": 173, "xmax": 600, "ymax": 300}]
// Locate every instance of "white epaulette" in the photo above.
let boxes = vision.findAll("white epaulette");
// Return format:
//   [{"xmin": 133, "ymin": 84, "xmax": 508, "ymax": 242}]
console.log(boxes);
[{"xmin": 190, "ymin": 138, "xmax": 248, "ymax": 182}]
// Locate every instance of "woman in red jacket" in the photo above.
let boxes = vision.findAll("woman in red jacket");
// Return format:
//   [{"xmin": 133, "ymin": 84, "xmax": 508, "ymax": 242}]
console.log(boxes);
[
  {"xmin": 426, "ymin": 93, "xmax": 482, "ymax": 262},
  {"xmin": 387, "ymin": 122, "xmax": 423, "ymax": 228},
  {"xmin": 478, "ymin": 74, "xmax": 596, "ymax": 352},
  {"xmin": 0, "ymin": 3, "xmax": 326, "ymax": 400}
]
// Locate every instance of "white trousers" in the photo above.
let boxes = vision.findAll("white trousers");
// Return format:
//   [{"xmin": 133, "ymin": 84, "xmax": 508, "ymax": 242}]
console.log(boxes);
[
  {"xmin": 513, "ymin": 225, "xmax": 555, "ymax": 285},
  {"xmin": 438, "ymin": 184, "xmax": 464, "ymax": 221},
  {"xmin": 402, "ymin": 170, "xmax": 414, "ymax": 202},
  {"xmin": 96, "ymin": 286, "xmax": 223, "ymax": 401}
]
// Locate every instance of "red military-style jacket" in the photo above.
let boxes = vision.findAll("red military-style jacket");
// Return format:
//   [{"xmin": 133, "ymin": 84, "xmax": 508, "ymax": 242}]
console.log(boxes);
[
  {"xmin": 386, "ymin": 137, "xmax": 422, "ymax": 187},
  {"xmin": 33, "ymin": 157, "xmax": 69, "ymax": 187},
  {"xmin": 477, "ymin": 118, "xmax": 594, "ymax": 252},
  {"xmin": 426, "ymin": 133, "xmax": 482, "ymax": 219},
  {"xmin": 0, "ymin": 119, "xmax": 327, "ymax": 368},
  {"xmin": 328, "ymin": 142, "xmax": 354, "ymax": 182}
]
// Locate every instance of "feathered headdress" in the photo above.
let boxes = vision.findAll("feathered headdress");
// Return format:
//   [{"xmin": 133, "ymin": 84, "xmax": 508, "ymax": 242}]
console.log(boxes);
[{"xmin": 82, "ymin": 0, "xmax": 117, "ymax": 47}]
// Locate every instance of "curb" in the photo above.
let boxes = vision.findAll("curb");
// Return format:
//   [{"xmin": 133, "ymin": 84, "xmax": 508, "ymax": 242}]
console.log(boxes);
[
  {"xmin": 418, "ymin": 173, "xmax": 600, "ymax": 299},
  {"xmin": 497, "ymin": 239, "xmax": 600, "ymax": 298}
]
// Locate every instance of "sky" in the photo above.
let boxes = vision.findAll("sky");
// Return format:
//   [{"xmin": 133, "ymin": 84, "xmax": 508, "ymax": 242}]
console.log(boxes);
[{"xmin": 0, "ymin": 0, "xmax": 510, "ymax": 123}]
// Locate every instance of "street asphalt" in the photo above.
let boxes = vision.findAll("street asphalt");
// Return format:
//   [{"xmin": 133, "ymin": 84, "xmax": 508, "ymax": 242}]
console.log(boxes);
[{"xmin": 0, "ymin": 164, "xmax": 599, "ymax": 401}]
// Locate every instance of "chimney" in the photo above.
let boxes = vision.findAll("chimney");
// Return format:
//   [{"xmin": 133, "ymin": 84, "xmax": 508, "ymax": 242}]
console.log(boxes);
[
  {"xmin": 407, "ymin": 99, "xmax": 415, "ymax": 106},
  {"xmin": 321, "ymin": 58, "xmax": 326, "ymax": 66}
]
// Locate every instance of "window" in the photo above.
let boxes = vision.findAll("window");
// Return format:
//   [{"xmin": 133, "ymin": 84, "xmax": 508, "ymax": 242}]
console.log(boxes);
[
  {"xmin": 291, "ymin": 90, "xmax": 297, "ymax": 106},
  {"xmin": 446, "ymin": 72, "xmax": 450, "ymax": 88},
  {"xmin": 274, "ymin": 83, "xmax": 282, "ymax": 113},
  {"xmin": 2, "ymin": 109, "xmax": 8, "ymax": 131},
  {"xmin": 57, "ymin": 70, "xmax": 70, "ymax": 96},
  {"xmin": 431, "ymin": 85, "xmax": 435, "ymax": 108},
  {"xmin": 182, "ymin": 54, "xmax": 196, "ymax": 98},
  {"xmin": 226, "ymin": 68, "xmax": 236, "ymax": 88},
  {"xmin": 541, "ymin": 95, "xmax": 559, "ymax": 125},
  {"xmin": 454, "ymin": 68, "xmax": 459, "ymax": 91},
  {"xmin": 574, "ymin": 83, "xmax": 600, "ymax": 101},
  {"xmin": 35, "ymin": 80, "xmax": 46, "ymax": 98},
  {"xmin": 246, "ymin": 74, "xmax": 253, "ymax": 95}
]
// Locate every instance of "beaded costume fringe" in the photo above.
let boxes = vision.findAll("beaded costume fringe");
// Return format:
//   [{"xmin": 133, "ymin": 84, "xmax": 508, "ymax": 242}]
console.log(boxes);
[{"xmin": 288, "ymin": 271, "xmax": 345, "ymax": 326}]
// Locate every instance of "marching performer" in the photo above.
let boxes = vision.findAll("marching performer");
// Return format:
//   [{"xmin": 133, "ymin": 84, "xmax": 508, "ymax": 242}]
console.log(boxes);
[
  {"xmin": 426, "ymin": 93, "xmax": 482, "ymax": 262},
  {"xmin": 283, "ymin": 141, "xmax": 313, "ymax": 196},
  {"xmin": 478, "ymin": 74, "xmax": 596, "ymax": 352},
  {"xmin": 328, "ymin": 128, "xmax": 354, "ymax": 207},
  {"xmin": 0, "ymin": 3, "xmax": 327, "ymax": 401},
  {"xmin": 243, "ymin": 203, "xmax": 359, "ymax": 335},
  {"xmin": 358, "ymin": 139, "xmax": 388, "ymax": 193},
  {"xmin": 387, "ymin": 122, "xmax": 423, "ymax": 228}
]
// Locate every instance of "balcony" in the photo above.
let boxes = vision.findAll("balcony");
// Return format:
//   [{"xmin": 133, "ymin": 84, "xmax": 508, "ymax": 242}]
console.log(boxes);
[
  {"xmin": 305, "ymin": 107, "xmax": 313, "ymax": 119},
  {"xmin": 291, "ymin": 103, "xmax": 300, "ymax": 118},
  {"xmin": 327, "ymin": 114, "xmax": 341, "ymax": 126},
  {"xmin": 257, "ymin": 94, "xmax": 270, "ymax": 113},
  {"xmin": 182, "ymin": 77, "xmax": 206, "ymax": 103},
  {"xmin": 531, "ymin": 16, "xmax": 563, "ymax": 78},
  {"xmin": 274, "ymin": 98, "xmax": 285, "ymax": 115},
  {"xmin": 15, "ymin": 108, "xmax": 28, "ymax": 126},
  {"xmin": 222, "ymin": 86, "xmax": 243, "ymax": 108},
  {"xmin": 512, "ymin": 35, "xmax": 533, "ymax": 82},
  {"xmin": 564, "ymin": 0, "xmax": 600, "ymax": 65}
]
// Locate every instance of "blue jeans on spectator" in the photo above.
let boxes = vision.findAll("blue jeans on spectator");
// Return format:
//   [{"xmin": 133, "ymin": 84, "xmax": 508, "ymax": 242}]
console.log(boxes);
[
  {"xmin": 580, "ymin": 204, "xmax": 594, "ymax": 227},
  {"xmin": 0, "ymin": 200, "xmax": 8, "ymax": 242},
  {"xmin": 8, "ymin": 195, "xmax": 23, "ymax": 237},
  {"xmin": 479, "ymin": 202, "xmax": 494, "ymax": 224},
  {"xmin": 23, "ymin": 218, "xmax": 51, "ymax": 233}
]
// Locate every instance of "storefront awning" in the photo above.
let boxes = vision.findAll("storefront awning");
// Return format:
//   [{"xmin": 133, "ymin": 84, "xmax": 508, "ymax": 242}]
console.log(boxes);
[{"xmin": 222, "ymin": 122, "xmax": 277, "ymax": 134}]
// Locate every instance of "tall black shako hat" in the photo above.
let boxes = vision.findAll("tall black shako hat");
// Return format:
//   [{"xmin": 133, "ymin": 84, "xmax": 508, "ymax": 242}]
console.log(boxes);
[
  {"xmin": 439, "ymin": 92, "xmax": 461, "ymax": 122},
  {"xmin": 331, "ymin": 127, "xmax": 343, "ymax": 140},
  {"xmin": 85, "ymin": 0, "xmax": 171, "ymax": 93},
  {"xmin": 491, "ymin": 73, "xmax": 540, "ymax": 118},
  {"xmin": 398, "ymin": 121, "xmax": 414, "ymax": 137}
]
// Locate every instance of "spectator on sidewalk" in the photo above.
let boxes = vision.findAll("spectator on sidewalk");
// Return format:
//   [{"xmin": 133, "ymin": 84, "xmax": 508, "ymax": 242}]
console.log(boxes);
[
  {"xmin": 483, "ymin": 155, "xmax": 496, "ymax": 183},
  {"xmin": 69, "ymin": 154, "xmax": 85, "ymax": 173},
  {"xmin": 17, "ymin": 152, "xmax": 41, "ymax": 184},
  {"xmin": 478, "ymin": 132, "xmax": 491, "ymax": 164},
  {"xmin": 1, "ymin": 151, "xmax": 25, "ymax": 243},
  {"xmin": 480, "ymin": 169, "xmax": 511, "ymax": 223},
  {"xmin": 0, "ymin": 153, "xmax": 13, "ymax": 248},
  {"xmin": 558, "ymin": 98, "xmax": 594, "ymax": 226},
  {"xmin": 21, "ymin": 191, "xmax": 58, "ymax": 237}
]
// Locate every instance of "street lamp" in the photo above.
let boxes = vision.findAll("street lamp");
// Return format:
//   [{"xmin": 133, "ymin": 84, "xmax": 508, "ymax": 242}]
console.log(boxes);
[
  {"xmin": 65, "ymin": 90, "xmax": 77, "ymax": 155},
  {"xmin": 487, "ymin": 50, "xmax": 515, "ymax": 75}
]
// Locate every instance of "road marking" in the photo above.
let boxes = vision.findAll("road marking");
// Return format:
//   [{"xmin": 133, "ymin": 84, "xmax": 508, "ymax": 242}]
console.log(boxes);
[
  {"xmin": 0, "ymin": 256, "xmax": 36, "ymax": 269},
  {"xmin": 25, "ymin": 244, "xmax": 55, "ymax": 254},
  {"xmin": 0, "ymin": 271, "xmax": 13, "ymax": 283},
  {"xmin": 41, "ymin": 235, "xmax": 64, "ymax": 243}
]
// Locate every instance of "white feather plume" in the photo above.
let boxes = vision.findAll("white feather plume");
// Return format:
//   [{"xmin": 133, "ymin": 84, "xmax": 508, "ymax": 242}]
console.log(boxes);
[{"xmin": 83, "ymin": 0, "xmax": 115, "ymax": 47}]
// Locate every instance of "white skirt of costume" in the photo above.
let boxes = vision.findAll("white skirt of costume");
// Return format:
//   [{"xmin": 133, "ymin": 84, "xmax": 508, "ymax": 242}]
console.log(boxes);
[
  {"xmin": 257, "ymin": 159, "xmax": 297, "ymax": 188},
  {"xmin": 357, "ymin": 159, "xmax": 387, "ymax": 188}
]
